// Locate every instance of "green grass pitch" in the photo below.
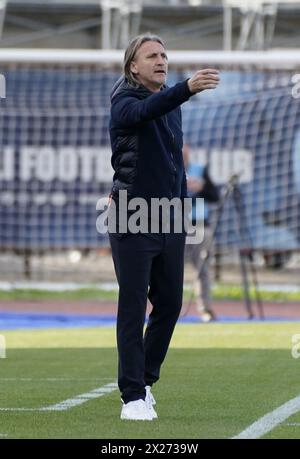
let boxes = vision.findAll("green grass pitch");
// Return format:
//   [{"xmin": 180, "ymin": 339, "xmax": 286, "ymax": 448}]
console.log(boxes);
[{"xmin": 0, "ymin": 323, "xmax": 300, "ymax": 439}]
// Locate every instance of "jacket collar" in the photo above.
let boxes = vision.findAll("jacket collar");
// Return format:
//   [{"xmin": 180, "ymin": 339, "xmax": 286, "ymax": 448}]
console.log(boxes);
[{"xmin": 110, "ymin": 76, "xmax": 166, "ymax": 102}]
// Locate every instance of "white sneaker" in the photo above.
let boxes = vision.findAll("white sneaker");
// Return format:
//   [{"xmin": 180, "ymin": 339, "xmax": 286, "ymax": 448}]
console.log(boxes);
[
  {"xmin": 145, "ymin": 386, "xmax": 158, "ymax": 419},
  {"xmin": 120, "ymin": 399, "xmax": 153, "ymax": 421}
]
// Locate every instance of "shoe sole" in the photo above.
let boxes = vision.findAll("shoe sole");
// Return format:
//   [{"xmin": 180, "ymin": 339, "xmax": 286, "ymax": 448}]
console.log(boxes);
[{"xmin": 120, "ymin": 415, "xmax": 153, "ymax": 421}]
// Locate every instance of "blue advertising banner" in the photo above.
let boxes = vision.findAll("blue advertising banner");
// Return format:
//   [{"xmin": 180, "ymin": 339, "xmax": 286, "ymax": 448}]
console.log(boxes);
[{"xmin": 0, "ymin": 66, "xmax": 299, "ymax": 251}]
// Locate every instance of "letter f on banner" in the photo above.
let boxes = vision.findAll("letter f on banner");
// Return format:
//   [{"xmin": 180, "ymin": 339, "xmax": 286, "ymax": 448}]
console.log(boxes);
[{"xmin": 0, "ymin": 335, "xmax": 6, "ymax": 359}]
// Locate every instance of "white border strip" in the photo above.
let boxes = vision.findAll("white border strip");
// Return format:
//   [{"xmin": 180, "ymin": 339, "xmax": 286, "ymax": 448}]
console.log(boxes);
[
  {"xmin": 233, "ymin": 394, "xmax": 300, "ymax": 439},
  {"xmin": 0, "ymin": 281, "xmax": 118, "ymax": 292},
  {"xmin": 0, "ymin": 381, "xmax": 117, "ymax": 412},
  {"xmin": 1, "ymin": 281, "xmax": 299, "ymax": 293},
  {"xmin": 0, "ymin": 49, "xmax": 300, "ymax": 67}
]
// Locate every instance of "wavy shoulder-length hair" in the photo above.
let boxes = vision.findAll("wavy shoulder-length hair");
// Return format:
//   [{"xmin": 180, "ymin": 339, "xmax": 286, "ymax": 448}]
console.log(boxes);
[{"xmin": 124, "ymin": 34, "xmax": 166, "ymax": 87}]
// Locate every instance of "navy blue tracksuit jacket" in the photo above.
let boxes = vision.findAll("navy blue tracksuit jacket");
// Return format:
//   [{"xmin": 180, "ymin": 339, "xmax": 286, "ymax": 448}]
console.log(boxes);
[{"xmin": 109, "ymin": 77, "xmax": 193, "ymax": 203}]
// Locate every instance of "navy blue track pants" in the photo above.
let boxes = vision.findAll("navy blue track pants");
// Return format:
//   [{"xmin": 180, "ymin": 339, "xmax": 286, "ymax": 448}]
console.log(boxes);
[{"xmin": 109, "ymin": 231, "xmax": 186, "ymax": 404}]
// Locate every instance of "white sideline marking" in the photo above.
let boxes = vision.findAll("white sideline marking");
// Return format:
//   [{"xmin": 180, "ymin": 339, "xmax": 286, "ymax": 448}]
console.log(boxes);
[
  {"xmin": 0, "ymin": 381, "xmax": 117, "ymax": 412},
  {"xmin": 0, "ymin": 433, "xmax": 8, "ymax": 437},
  {"xmin": 0, "ymin": 335, "xmax": 5, "ymax": 359},
  {"xmin": 233, "ymin": 394, "xmax": 300, "ymax": 439},
  {"xmin": 0, "ymin": 378, "xmax": 113, "ymax": 382}
]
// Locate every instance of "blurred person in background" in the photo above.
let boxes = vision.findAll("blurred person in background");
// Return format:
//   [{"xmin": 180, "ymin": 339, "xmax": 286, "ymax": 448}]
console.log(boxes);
[
  {"xmin": 183, "ymin": 144, "xmax": 220, "ymax": 322},
  {"xmin": 108, "ymin": 34, "xmax": 220, "ymax": 420}
]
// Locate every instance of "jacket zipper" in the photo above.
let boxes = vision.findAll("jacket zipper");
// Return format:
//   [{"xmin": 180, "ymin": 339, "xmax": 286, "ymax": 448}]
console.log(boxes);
[{"xmin": 165, "ymin": 115, "xmax": 177, "ymax": 173}]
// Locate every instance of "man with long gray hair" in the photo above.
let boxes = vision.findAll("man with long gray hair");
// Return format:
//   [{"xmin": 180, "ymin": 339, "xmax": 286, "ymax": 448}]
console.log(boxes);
[{"xmin": 108, "ymin": 34, "xmax": 220, "ymax": 420}]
